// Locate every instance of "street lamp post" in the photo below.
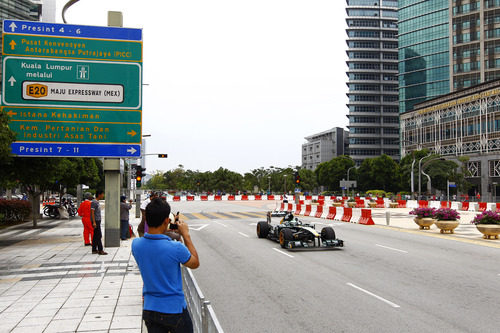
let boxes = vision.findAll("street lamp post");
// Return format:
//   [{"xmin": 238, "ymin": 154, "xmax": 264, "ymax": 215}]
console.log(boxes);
[
  {"xmin": 411, "ymin": 158, "xmax": 416, "ymax": 199},
  {"xmin": 284, "ymin": 175, "xmax": 287, "ymax": 194},
  {"xmin": 268, "ymin": 176, "xmax": 271, "ymax": 195},
  {"xmin": 347, "ymin": 166, "xmax": 357, "ymax": 198},
  {"xmin": 419, "ymin": 156, "xmax": 445, "ymax": 197},
  {"xmin": 418, "ymin": 153, "xmax": 432, "ymax": 198}
]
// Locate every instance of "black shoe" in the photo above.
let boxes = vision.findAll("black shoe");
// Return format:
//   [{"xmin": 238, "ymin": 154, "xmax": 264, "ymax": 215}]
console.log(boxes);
[
  {"xmin": 92, "ymin": 250, "xmax": 98, "ymax": 254},
  {"xmin": 98, "ymin": 251, "xmax": 108, "ymax": 255},
  {"xmin": 85, "ymin": 243, "xmax": 91, "ymax": 246}
]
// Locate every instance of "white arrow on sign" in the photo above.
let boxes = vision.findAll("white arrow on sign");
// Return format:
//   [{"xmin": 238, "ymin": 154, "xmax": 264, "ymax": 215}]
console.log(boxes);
[
  {"xmin": 189, "ymin": 224, "xmax": 209, "ymax": 231},
  {"xmin": 9, "ymin": 22, "xmax": 17, "ymax": 32},
  {"xmin": 8, "ymin": 76, "xmax": 16, "ymax": 87},
  {"xmin": 126, "ymin": 147, "xmax": 137, "ymax": 155}
]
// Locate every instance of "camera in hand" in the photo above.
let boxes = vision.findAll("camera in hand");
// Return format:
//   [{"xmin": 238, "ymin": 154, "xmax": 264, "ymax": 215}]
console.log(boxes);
[{"xmin": 168, "ymin": 212, "xmax": 180, "ymax": 230}]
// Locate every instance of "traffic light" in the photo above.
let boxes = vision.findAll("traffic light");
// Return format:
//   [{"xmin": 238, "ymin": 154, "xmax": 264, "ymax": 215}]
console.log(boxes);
[
  {"xmin": 158, "ymin": 154, "xmax": 168, "ymax": 158},
  {"xmin": 295, "ymin": 171, "xmax": 300, "ymax": 185},
  {"xmin": 135, "ymin": 166, "xmax": 146, "ymax": 188}
]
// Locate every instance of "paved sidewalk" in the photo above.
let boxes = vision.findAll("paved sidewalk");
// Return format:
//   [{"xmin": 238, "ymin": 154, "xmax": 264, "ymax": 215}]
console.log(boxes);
[{"xmin": 0, "ymin": 214, "xmax": 144, "ymax": 333}]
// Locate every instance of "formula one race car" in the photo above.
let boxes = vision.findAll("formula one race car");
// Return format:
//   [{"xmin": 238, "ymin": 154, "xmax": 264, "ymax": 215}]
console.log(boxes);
[{"xmin": 256, "ymin": 212, "xmax": 344, "ymax": 249}]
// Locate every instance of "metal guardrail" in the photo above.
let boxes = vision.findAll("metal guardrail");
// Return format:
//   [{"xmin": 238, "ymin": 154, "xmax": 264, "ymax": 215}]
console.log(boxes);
[{"xmin": 182, "ymin": 266, "xmax": 224, "ymax": 333}]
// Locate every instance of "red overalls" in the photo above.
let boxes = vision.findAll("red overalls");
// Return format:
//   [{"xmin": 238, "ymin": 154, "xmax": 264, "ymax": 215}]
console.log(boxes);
[{"xmin": 78, "ymin": 200, "xmax": 93, "ymax": 245}]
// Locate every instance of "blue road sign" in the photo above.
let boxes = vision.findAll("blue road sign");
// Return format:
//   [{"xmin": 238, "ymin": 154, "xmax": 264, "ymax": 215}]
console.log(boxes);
[
  {"xmin": 449, "ymin": 184, "xmax": 457, "ymax": 188},
  {"xmin": 11, "ymin": 142, "xmax": 141, "ymax": 157},
  {"xmin": 3, "ymin": 19, "xmax": 142, "ymax": 41}
]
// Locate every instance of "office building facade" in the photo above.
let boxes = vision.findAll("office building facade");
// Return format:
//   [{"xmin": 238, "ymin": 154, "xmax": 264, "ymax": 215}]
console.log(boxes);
[
  {"xmin": 345, "ymin": 0, "xmax": 400, "ymax": 166},
  {"xmin": 398, "ymin": 0, "xmax": 451, "ymax": 115},
  {"xmin": 400, "ymin": 80, "xmax": 500, "ymax": 200},
  {"xmin": 399, "ymin": 0, "xmax": 500, "ymax": 115},
  {"xmin": 302, "ymin": 127, "xmax": 349, "ymax": 170}
]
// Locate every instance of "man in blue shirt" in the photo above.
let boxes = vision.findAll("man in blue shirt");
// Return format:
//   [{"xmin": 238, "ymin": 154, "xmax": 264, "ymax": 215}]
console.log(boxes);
[{"xmin": 132, "ymin": 197, "xmax": 199, "ymax": 333}]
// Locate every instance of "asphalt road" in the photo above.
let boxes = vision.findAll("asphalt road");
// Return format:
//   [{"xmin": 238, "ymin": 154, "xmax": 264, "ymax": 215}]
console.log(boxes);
[{"xmin": 170, "ymin": 201, "xmax": 500, "ymax": 333}]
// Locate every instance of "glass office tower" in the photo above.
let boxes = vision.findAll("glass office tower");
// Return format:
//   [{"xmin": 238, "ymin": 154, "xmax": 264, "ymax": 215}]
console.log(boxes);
[
  {"xmin": 345, "ymin": 0, "xmax": 400, "ymax": 165},
  {"xmin": 398, "ymin": 0, "xmax": 450, "ymax": 115},
  {"xmin": 399, "ymin": 0, "xmax": 500, "ymax": 115}
]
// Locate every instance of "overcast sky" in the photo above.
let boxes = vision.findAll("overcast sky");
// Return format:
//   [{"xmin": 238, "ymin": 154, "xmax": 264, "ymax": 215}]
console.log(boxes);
[{"xmin": 56, "ymin": 0, "xmax": 348, "ymax": 174}]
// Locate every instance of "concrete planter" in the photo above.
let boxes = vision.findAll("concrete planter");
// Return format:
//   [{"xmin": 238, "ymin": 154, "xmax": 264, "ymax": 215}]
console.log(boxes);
[
  {"xmin": 476, "ymin": 224, "xmax": 500, "ymax": 239},
  {"xmin": 413, "ymin": 217, "xmax": 434, "ymax": 230},
  {"xmin": 434, "ymin": 220, "xmax": 460, "ymax": 234}
]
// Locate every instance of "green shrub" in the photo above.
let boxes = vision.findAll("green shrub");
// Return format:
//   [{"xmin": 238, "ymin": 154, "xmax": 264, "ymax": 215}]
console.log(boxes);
[
  {"xmin": 365, "ymin": 190, "xmax": 387, "ymax": 197},
  {"xmin": 0, "ymin": 200, "xmax": 31, "ymax": 224}
]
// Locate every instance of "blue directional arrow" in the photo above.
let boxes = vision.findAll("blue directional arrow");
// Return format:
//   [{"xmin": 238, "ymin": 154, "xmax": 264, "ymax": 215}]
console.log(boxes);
[{"xmin": 11, "ymin": 143, "xmax": 141, "ymax": 158}]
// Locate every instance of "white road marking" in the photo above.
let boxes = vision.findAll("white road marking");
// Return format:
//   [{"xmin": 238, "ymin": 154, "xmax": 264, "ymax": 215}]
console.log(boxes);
[
  {"xmin": 375, "ymin": 244, "xmax": 408, "ymax": 253},
  {"xmin": 272, "ymin": 248, "xmax": 294, "ymax": 258},
  {"xmin": 238, "ymin": 232, "xmax": 249, "ymax": 238},
  {"xmin": 215, "ymin": 221, "xmax": 227, "ymax": 228},
  {"xmin": 249, "ymin": 223, "xmax": 257, "ymax": 226},
  {"xmin": 189, "ymin": 224, "xmax": 209, "ymax": 231},
  {"xmin": 347, "ymin": 283, "xmax": 400, "ymax": 308}
]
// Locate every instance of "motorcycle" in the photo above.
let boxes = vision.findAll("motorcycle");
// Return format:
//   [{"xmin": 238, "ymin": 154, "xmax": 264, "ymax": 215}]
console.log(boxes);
[
  {"xmin": 63, "ymin": 199, "xmax": 77, "ymax": 217},
  {"xmin": 43, "ymin": 204, "xmax": 60, "ymax": 218}
]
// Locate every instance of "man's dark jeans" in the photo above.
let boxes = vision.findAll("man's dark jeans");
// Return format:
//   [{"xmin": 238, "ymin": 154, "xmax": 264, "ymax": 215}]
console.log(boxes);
[
  {"xmin": 92, "ymin": 221, "xmax": 103, "ymax": 252},
  {"xmin": 143, "ymin": 308, "xmax": 193, "ymax": 333}
]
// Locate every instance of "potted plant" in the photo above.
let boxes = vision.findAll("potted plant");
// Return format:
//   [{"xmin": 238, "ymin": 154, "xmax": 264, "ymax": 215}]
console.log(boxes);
[
  {"xmin": 409, "ymin": 207, "xmax": 436, "ymax": 230},
  {"xmin": 347, "ymin": 198, "xmax": 356, "ymax": 208},
  {"xmin": 389, "ymin": 198, "xmax": 398, "ymax": 208},
  {"xmin": 471, "ymin": 210, "xmax": 500, "ymax": 239},
  {"xmin": 368, "ymin": 198, "xmax": 377, "ymax": 208},
  {"xmin": 433, "ymin": 208, "xmax": 460, "ymax": 234}
]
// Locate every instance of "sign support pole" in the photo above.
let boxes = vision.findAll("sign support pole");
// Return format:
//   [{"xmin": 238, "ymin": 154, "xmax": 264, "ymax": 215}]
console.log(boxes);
[{"xmin": 104, "ymin": 11, "xmax": 124, "ymax": 248}]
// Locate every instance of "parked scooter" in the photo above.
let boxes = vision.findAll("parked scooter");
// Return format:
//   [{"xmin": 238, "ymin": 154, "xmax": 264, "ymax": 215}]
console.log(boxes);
[{"xmin": 43, "ymin": 204, "xmax": 60, "ymax": 218}]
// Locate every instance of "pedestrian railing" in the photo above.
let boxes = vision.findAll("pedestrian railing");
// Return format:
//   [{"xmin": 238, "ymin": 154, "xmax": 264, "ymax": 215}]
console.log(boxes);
[{"xmin": 182, "ymin": 266, "xmax": 224, "ymax": 333}]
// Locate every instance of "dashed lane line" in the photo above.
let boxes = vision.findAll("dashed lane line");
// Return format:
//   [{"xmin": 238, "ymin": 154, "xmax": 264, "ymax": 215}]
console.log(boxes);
[
  {"xmin": 347, "ymin": 283, "xmax": 400, "ymax": 308},
  {"xmin": 238, "ymin": 232, "xmax": 249, "ymax": 238},
  {"xmin": 272, "ymin": 248, "xmax": 294, "ymax": 258},
  {"xmin": 375, "ymin": 244, "xmax": 408, "ymax": 253}
]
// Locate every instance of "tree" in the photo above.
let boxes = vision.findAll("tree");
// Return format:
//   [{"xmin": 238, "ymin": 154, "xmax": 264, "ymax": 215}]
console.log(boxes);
[
  {"xmin": 315, "ymin": 155, "xmax": 355, "ymax": 191},
  {"xmin": 0, "ymin": 111, "xmax": 16, "ymax": 186}
]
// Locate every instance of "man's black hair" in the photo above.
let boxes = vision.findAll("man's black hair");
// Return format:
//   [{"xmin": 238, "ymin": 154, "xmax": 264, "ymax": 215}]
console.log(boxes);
[
  {"xmin": 145, "ymin": 197, "xmax": 171, "ymax": 228},
  {"xmin": 96, "ymin": 189, "xmax": 104, "ymax": 197}
]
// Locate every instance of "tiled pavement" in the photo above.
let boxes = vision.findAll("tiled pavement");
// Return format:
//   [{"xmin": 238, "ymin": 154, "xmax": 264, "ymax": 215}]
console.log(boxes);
[{"xmin": 0, "ymin": 215, "xmax": 143, "ymax": 333}]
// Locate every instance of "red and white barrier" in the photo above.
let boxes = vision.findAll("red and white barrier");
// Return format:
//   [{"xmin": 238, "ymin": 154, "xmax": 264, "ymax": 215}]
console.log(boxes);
[{"xmin": 351, "ymin": 209, "xmax": 361, "ymax": 223}]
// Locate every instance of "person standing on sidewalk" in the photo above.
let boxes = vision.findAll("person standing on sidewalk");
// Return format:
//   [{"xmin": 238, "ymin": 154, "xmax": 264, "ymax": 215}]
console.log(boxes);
[
  {"xmin": 78, "ymin": 192, "xmax": 93, "ymax": 246},
  {"xmin": 120, "ymin": 195, "xmax": 132, "ymax": 240},
  {"xmin": 137, "ymin": 191, "xmax": 158, "ymax": 237},
  {"xmin": 132, "ymin": 197, "xmax": 199, "ymax": 332},
  {"xmin": 91, "ymin": 190, "xmax": 107, "ymax": 255}
]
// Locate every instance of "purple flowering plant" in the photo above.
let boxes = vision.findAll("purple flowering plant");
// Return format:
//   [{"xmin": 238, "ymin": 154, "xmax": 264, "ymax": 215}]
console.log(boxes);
[
  {"xmin": 471, "ymin": 210, "xmax": 500, "ymax": 225},
  {"xmin": 434, "ymin": 208, "xmax": 460, "ymax": 221},
  {"xmin": 409, "ymin": 207, "xmax": 436, "ymax": 218}
]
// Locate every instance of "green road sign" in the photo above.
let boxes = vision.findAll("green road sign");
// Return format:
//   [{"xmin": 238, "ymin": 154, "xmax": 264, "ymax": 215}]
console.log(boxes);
[
  {"xmin": 2, "ymin": 56, "xmax": 141, "ymax": 109},
  {"xmin": 2, "ymin": 34, "xmax": 142, "ymax": 62},
  {"xmin": 8, "ymin": 120, "xmax": 141, "ymax": 144},
  {"xmin": 2, "ymin": 106, "xmax": 141, "ymax": 123}
]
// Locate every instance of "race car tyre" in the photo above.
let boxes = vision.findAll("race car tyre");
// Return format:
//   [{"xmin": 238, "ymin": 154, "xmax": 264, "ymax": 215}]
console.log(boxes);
[
  {"xmin": 257, "ymin": 222, "xmax": 270, "ymax": 238},
  {"xmin": 321, "ymin": 227, "xmax": 336, "ymax": 241},
  {"xmin": 279, "ymin": 228, "xmax": 293, "ymax": 248}
]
